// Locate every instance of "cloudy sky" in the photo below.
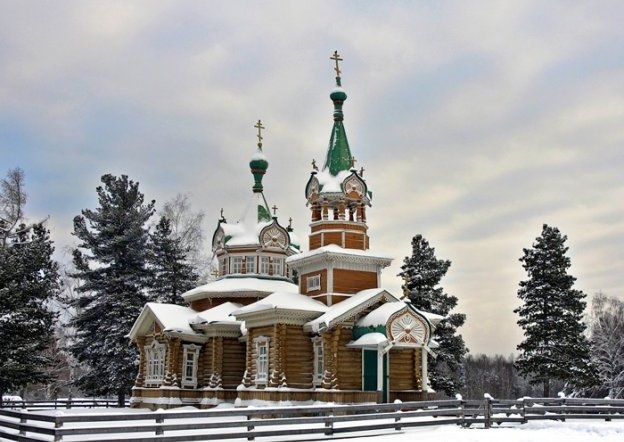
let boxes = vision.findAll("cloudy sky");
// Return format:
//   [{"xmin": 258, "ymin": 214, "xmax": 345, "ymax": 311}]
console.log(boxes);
[{"xmin": 1, "ymin": 1, "xmax": 623, "ymax": 356}]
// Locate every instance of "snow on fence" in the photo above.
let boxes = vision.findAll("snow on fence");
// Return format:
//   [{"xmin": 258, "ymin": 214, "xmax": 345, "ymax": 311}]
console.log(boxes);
[{"xmin": 0, "ymin": 398, "xmax": 623, "ymax": 442}]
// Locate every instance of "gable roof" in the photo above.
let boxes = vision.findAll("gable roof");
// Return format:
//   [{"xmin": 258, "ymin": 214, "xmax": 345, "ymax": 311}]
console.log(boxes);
[
  {"xmin": 128, "ymin": 302, "xmax": 200, "ymax": 341},
  {"xmin": 303, "ymin": 288, "xmax": 402, "ymax": 333}
]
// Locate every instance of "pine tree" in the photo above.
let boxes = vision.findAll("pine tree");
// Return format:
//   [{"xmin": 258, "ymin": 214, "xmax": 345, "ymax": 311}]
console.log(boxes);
[
  {"xmin": 399, "ymin": 234, "xmax": 468, "ymax": 396},
  {"xmin": 147, "ymin": 216, "xmax": 199, "ymax": 305},
  {"xmin": 70, "ymin": 174, "xmax": 155, "ymax": 405},
  {"xmin": 514, "ymin": 224, "xmax": 597, "ymax": 396},
  {"xmin": 0, "ymin": 222, "xmax": 60, "ymax": 403}
]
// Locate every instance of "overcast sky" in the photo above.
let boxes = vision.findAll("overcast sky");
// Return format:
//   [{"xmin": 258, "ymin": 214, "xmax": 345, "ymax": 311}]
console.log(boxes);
[{"xmin": 1, "ymin": 1, "xmax": 623, "ymax": 356}]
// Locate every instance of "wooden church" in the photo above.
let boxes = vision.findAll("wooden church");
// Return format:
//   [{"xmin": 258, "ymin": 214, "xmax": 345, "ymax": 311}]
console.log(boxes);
[{"xmin": 128, "ymin": 53, "xmax": 442, "ymax": 409}]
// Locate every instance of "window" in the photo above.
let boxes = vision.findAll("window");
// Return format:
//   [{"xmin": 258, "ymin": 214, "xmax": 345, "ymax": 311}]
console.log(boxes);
[
  {"xmin": 231, "ymin": 256, "xmax": 243, "ymax": 274},
  {"xmin": 220, "ymin": 258, "xmax": 227, "ymax": 276},
  {"xmin": 245, "ymin": 255, "xmax": 256, "ymax": 274},
  {"xmin": 182, "ymin": 344, "xmax": 200, "ymax": 388},
  {"xmin": 312, "ymin": 338, "xmax": 324, "ymax": 386},
  {"xmin": 145, "ymin": 341, "xmax": 166, "ymax": 386},
  {"xmin": 254, "ymin": 336, "xmax": 270, "ymax": 384},
  {"xmin": 273, "ymin": 258, "xmax": 283, "ymax": 277},
  {"xmin": 307, "ymin": 274, "xmax": 321, "ymax": 291},
  {"xmin": 260, "ymin": 257, "xmax": 270, "ymax": 275}
]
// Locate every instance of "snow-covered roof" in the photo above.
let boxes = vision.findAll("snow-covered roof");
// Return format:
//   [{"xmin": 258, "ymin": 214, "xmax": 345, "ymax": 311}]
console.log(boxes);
[
  {"xmin": 286, "ymin": 244, "xmax": 392, "ymax": 268},
  {"xmin": 356, "ymin": 302, "xmax": 406, "ymax": 327},
  {"xmin": 233, "ymin": 292, "xmax": 328, "ymax": 317},
  {"xmin": 128, "ymin": 302, "xmax": 200, "ymax": 341},
  {"xmin": 315, "ymin": 169, "xmax": 351, "ymax": 193},
  {"xmin": 304, "ymin": 288, "xmax": 401, "ymax": 333},
  {"xmin": 182, "ymin": 277, "xmax": 299, "ymax": 302},
  {"xmin": 347, "ymin": 332, "xmax": 389, "ymax": 348},
  {"xmin": 221, "ymin": 219, "xmax": 272, "ymax": 247},
  {"xmin": 191, "ymin": 302, "xmax": 242, "ymax": 326},
  {"xmin": 356, "ymin": 301, "xmax": 445, "ymax": 328}
]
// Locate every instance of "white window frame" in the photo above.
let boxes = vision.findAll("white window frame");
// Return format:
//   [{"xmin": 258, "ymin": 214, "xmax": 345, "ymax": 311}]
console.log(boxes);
[
  {"xmin": 145, "ymin": 340, "xmax": 166, "ymax": 386},
  {"xmin": 307, "ymin": 274, "xmax": 321, "ymax": 291},
  {"xmin": 231, "ymin": 256, "xmax": 243, "ymax": 274},
  {"xmin": 260, "ymin": 257, "xmax": 270, "ymax": 275},
  {"xmin": 312, "ymin": 337, "xmax": 324, "ymax": 386},
  {"xmin": 220, "ymin": 258, "xmax": 227, "ymax": 276},
  {"xmin": 254, "ymin": 336, "xmax": 270, "ymax": 385},
  {"xmin": 273, "ymin": 258, "xmax": 284, "ymax": 277},
  {"xmin": 245, "ymin": 255, "xmax": 256, "ymax": 274},
  {"xmin": 182, "ymin": 344, "xmax": 200, "ymax": 388}
]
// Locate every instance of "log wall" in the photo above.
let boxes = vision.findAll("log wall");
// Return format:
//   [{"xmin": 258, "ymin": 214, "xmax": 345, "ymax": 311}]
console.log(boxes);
[{"xmin": 332, "ymin": 269, "xmax": 378, "ymax": 294}]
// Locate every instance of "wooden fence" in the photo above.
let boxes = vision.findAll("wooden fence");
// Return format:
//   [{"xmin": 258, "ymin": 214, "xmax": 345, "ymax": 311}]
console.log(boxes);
[
  {"xmin": 0, "ymin": 399, "xmax": 127, "ymax": 410},
  {"xmin": 0, "ymin": 397, "xmax": 623, "ymax": 442}
]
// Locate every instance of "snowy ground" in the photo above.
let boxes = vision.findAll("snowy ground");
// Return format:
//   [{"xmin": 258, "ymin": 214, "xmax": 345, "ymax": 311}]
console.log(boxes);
[{"xmin": 368, "ymin": 421, "xmax": 624, "ymax": 442}]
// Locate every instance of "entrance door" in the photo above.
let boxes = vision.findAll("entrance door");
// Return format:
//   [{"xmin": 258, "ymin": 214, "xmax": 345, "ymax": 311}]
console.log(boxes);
[{"xmin": 362, "ymin": 349, "xmax": 388, "ymax": 402}]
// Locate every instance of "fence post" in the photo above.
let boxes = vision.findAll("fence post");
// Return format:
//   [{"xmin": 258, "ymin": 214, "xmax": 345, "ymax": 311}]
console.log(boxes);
[
  {"xmin": 394, "ymin": 402, "xmax": 402, "ymax": 431},
  {"xmin": 324, "ymin": 412, "xmax": 334, "ymax": 436},
  {"xmin": 19, "ymin": 414, "xmax": 27, "ymax": 437},
  {"xmin": 458, "ymin": 400, "xmax": 465, "ymax": 427},
  {"xmin": 54, "ymin": 419, "xmax": 64, "ymax": 442},
  {"xmin": 483, "ymin": 397, "xmax": 492, "ymax": 429},
  {"xmin": 247, "ymin": 414, "xmax": 255, "ymax": 441},
  {"xmin": 155, "ymin": 415, "xmax": 164, "ymax": 436}
]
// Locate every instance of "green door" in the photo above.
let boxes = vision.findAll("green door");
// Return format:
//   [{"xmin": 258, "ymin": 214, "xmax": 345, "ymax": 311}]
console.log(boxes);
[{"xmin": 363, "ymin": 349, "xmax": 388, "ymax": 402}]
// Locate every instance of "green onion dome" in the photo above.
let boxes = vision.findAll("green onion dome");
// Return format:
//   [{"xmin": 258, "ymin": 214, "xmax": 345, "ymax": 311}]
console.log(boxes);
[{"xmin": 250, "ymin": 148, "xmax": 269, "ymax": 193}]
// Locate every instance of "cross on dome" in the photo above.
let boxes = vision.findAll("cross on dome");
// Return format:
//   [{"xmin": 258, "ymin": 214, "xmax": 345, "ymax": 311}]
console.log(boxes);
[
  {"xmin": 272, "ymin": 205, "xmax": 278, "ymax": 216},
  {"xmin": 254, "ymin": 119, "xmax": 265, "ymax": 147},
  {"xmin": 330, "ymin": 50, "xmax": 343, "ymax": 79}
]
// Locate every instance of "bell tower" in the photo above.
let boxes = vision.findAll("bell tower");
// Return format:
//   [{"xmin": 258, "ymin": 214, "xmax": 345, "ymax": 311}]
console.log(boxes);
[{"xmin": 287, "ymin": 52, "xmax": 391, "ymax": 306}]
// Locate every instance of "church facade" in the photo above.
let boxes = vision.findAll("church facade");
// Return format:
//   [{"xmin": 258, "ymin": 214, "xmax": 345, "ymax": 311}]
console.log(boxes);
[{"xmin": 128, "ymin": 53, "xmax": 441, "ymax": 409}]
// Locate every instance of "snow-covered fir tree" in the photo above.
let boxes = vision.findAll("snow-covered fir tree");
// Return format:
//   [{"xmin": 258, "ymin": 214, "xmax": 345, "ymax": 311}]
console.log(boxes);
[
  {"xmin": 514, "ymin": 224, "xmax": 597, "ymax": 396},
  {"xmin": 147, "ymin": 216, "xmax": 199, "ymax": 305},
  {"xmin": 70, "ymin": 174, "xmax": 155, "ymax": 405},
  {"xmin": 0, "ymin": 222, "xmax": 60, "ymax": 402},
  {"xmin": 399, "ymin": 234, "xmax": 468, "ymax": 396}
]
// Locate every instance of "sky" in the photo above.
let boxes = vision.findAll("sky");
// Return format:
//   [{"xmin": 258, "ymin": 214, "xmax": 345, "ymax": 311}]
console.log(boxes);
[{"xmin": 1, "ymin": 1, "xmax": 623, "ymax": 356}]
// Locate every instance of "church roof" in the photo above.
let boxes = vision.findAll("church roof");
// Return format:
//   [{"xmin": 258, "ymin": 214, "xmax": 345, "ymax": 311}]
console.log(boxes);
[
  {"xmin": 181, "ymin": 277, "xmax": 298, "ymax": 302},
  {"xmin": 233, "ymin": 292, "xmax": 328, "ymax": 316},
  {"xmin": 191, "ymin": 301, "xmax": 242, "ymax": 326},
  {"xmin": 128, "ymin": 302, "xmax": 201, "ymax": 341},
  {"xmin": 303, "ymin": 288, "xmax": 401, "ymax": 333}
]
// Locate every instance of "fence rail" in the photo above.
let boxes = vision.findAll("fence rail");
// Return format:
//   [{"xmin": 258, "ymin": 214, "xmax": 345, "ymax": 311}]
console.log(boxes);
[
  {"xmin": 1, "ymin": 397, "xmax": 623, "ymax": 441},
  {"xmin": 0, "ymin": 399, "xmax": 128, "ymax": 410}
]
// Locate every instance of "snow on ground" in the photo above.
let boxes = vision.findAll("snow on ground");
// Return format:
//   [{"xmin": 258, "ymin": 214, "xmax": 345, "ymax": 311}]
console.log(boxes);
[{"xmin": 367, "ymin": 421, "xmax": 624, "ymax": 442}]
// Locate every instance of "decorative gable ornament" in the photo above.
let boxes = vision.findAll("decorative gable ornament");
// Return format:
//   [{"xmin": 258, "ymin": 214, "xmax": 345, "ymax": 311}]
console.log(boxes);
[
  {"xmin": 388, "ymin": 310, "xmax": 430, "ymax": 346},
  {"xmin": 305, "ymin": 175, "xmax": 321, "ymax": 203},
  {"xmin": 260, "ymin": 220, "xmax": 290, "ymax": 250},
  {"xmin": 342, "ymin": 172, "xmax": 368, "ymax": 201},
  {"xmin": 212, "ymin": 226, "xmax": 225, "ymax": 251}
]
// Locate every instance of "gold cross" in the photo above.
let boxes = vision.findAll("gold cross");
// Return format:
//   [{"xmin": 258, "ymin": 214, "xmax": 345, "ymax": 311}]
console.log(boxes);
[
  {"xmin": 351, "ymin": 156, "xmax": 357, "ymax": 168},
  {"xmin": 330, "ymin": 50, "xmax": 343, "ymax": 78},
  {"xmin": 312, "ymin": 159, "xmax": 318, "ymax": 171},
  {"xmin": 359, "ymin": 166, "xmax": 365, "ymax": 176},
  {"xmin": 288, "ymin": 217, "xmax": 292, "ymax": 228},
  {"xmin": 272, "ymin": 205, "xmax": 278, "ymax": 216},
  {"xmin": 254, "ymin": 120, "xmax": 265, "ymax": 146}
]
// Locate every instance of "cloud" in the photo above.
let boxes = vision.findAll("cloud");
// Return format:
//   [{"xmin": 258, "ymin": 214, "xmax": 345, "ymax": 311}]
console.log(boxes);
[{"xmin": 1, "ymin": 1, "xmax": 623, "ymax": 356}]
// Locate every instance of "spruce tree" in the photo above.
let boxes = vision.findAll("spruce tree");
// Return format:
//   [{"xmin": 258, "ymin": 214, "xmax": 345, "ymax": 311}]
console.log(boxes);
[
  {"xmin": 514, "ymin": 224, "xmax": 597, "ymax": 396},
  {"xmin": 399, "ymin": 234, "xmax": 468, "ymax": 396},
  {"xmin": 0, "ymin": 222, "xmax": 60, "ymax": 402},
  {"xmin": 70, "ymin": 174, "xmax": 155, "ymax": 405},
  {"xmin": 147, "ymin": 216, "xmax": 199, "ymax": 305}
]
